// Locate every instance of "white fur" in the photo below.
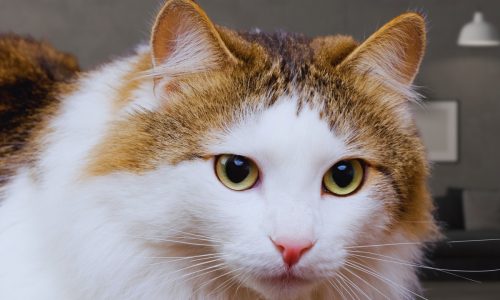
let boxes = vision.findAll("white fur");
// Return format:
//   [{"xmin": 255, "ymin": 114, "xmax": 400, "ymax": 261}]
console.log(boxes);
[{"xmin": 0, "ymin": 56, "xmax": 423, "ymax": 300}]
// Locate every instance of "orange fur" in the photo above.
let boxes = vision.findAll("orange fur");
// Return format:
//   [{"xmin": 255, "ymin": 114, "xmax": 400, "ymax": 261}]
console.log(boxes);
[{"xmin": 113, "ymin": 53, "xmax": 152, "ymax": 110}]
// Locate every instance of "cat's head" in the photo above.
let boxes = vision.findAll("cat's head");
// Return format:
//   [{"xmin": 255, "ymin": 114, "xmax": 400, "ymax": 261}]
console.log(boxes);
[{"xmin": 82, "ymin": 0, "xmax": 436, "ymax": 297}]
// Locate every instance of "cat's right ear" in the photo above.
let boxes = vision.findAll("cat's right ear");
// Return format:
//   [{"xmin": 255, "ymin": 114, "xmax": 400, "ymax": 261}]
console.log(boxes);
[{"xmin": 150, "ymin": 0, "xmax": 237, "ymax": 87}]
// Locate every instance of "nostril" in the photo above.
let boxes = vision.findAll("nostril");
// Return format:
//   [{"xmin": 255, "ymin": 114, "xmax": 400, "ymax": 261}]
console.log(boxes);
[
  {"xmin": 271, "ymin": 237, "xmax": 315, "ymax": 268},
  {"xmin": 275, "ymin": 243, "xmax": 285, "ymax": 253},
  {"xmin": 299, "ymin": 243, "xmax": 313, "ymax": 256}
]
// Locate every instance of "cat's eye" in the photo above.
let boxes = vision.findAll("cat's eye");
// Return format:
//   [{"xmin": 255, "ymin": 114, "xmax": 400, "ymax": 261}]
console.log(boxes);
[
  {"xmin": 215, "ymin": 154, "xmax": 259, "ymax": 191},
  {"xmin": 323, "ymin": 159, "xmax": 365, "ymax": 196}
]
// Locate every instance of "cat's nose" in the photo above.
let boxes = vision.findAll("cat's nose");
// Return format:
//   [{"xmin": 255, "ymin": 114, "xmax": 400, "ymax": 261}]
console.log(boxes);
[{"xmin": 271, "ymin": 238, "xmax": 314, "ymax": 268}]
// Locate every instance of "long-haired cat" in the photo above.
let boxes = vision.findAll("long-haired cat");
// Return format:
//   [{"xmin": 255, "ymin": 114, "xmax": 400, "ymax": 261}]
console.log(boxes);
[{"xmin": 0, "ymin": 0, "xmax": 438, "ymax": 299}]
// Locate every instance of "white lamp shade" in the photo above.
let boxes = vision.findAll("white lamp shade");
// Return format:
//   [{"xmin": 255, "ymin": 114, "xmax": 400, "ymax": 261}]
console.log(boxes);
[{"xmin": 458, "ymin": 12, "xmax": 500, "ymax": 47}]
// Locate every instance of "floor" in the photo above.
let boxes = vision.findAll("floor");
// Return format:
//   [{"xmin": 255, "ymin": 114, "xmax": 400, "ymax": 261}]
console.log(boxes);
[{"xmin": 422, "ymin": 281, "xmax": 500, "ymax": 300}]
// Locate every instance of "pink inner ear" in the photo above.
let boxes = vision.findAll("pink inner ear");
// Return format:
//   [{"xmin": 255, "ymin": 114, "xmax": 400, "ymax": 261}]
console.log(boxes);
[
  {"xmin": 151, "ymin": 9, "xmax": 184, "ymax": 65},
  {"xmin": 150, "ymin": 0, "xmax": 235, "ymax": 68}
]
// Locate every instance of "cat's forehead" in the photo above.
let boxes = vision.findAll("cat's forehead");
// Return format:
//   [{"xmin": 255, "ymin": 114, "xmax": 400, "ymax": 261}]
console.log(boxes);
[{"xmin": 208, "ymin": 94, "xmax": 351, "ymax": 169}]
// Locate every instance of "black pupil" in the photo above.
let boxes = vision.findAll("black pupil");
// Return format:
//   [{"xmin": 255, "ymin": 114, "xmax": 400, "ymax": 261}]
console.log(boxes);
[
  {"xmin": 225, "ymin": 155, "xmax": 251, "ymax": 184},
  {"xmin": 331, "ymin": 161, "xmax": 355, "ymax": 188}
]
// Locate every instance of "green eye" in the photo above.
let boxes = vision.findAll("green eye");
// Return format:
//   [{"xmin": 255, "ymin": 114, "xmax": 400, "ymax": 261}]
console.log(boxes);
[
  {"xmin": 323, "ymin": 159, "xmax": 365, "ymax": 196},
  {"xmin": 215, "ymin": 155, "xmax": 259, "ymax": 191}
]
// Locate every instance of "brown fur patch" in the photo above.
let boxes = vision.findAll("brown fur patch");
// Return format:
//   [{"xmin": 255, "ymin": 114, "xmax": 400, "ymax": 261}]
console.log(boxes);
[
  {"xmin": 0, "ymin": 35, "xmax": 79, "ymax": 187},
  {"xmin": 113, "ymin": 53, "xmax": 152, "ymax": 110}
]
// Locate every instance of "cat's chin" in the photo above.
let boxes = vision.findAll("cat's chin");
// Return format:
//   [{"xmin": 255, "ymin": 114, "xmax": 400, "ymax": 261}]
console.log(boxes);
[{"xmin": 248, "ymin": 273, "xmax": 318, "ymax": 299}]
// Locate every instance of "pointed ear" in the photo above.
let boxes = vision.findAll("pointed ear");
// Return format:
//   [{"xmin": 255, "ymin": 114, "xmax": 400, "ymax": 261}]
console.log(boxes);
[
  {"xmin": 150, "ymin": 0, "xmax": 237, "ymax": 81},
  {"xmin": 338, "ymin": 13, "xmax": 426, "ymax": 89}
]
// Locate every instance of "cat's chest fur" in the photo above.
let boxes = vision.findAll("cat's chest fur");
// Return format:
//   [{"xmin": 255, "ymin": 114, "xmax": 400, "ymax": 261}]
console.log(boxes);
[{"xmin": 0, "ymin": 1, "xmax": 437, "ymax": 299}]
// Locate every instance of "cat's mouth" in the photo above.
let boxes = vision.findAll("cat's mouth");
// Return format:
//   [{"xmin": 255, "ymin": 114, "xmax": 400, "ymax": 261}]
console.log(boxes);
[
  {"xmin": 258, "ymin": 272, "xmax": 312, "ymax": 287},
  {"xmin": 249, "ymin": 271, "xmax": 317, "ymax": 297}
]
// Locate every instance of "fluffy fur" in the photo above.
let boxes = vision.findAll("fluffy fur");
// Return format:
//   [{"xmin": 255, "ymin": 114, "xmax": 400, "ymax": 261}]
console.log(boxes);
[
  {"xmin": 0, "ymin": 1, "xmax": 437, "ymax": 299},
  {"xmin": 0, "ymin": 35, "xmax": 79, "ymax": 187}
]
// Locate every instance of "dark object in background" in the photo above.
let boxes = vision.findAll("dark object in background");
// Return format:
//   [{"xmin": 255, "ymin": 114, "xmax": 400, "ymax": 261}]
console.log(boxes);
[
  {"xmin": 434, "ymin": 187, "xmax": 465, "ymax": 230},
  {"xmin": 423, "ymin": 188, "xmax": 500, "ymax": 280}
]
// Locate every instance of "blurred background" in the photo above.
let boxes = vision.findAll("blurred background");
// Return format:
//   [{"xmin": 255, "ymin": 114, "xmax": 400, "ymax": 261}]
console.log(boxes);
[{"xmin": 1, "ymin": 0, "xmax": 499, "ymax": 298}]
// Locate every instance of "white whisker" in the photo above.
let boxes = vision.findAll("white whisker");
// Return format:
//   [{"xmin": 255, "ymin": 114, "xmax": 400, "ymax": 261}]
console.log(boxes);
[
  {"xmin": 154, "ymin": 257, "xmax": 223, "ymax": 275},
  {"xmin": 205, "ymin": 267, "xmax": 243, "ymax": 297},
  {"xmin": 349, "ymin": 250, "xmax": 481, "ymax": 282},
  {"xmin": 165, "ymin": 229, "xmax": 226, "ymax": 243},
  {"xmin": 179, "ymin": 262, "xmax": 228, "ymax": 281},
  {"xmin": 339, "ymin": 271, "xmax": 361, "ymax": 300},
  {"xmin": 343, "ymin": 263, "xmax": 390, "ymax": 299},
  {"xmin": 327, "ymin": 278, "xmax": 344, "ymax": 299},
  {"xmin": 346, "ymin": 260, "xmax": 428, "ymax": 300},
  {"xmin": 337, "ymin": 271, "xmax": 361, "ymax": 300},
  {"xmin": 444, "ymin": 238, "xmax": 500, "ymax": 244},
  {"xmin": 233, "ymin": 270, "xmax": 252, "ymax": 298},
  {"xmin": 340, "ymin": 269, "xmax": 371, "ymax": 300},
  {"xmin": 350, "ymin": 251, "xmax": 500, "ymax": 275},
  {"xmin": 347, "ymin": 238, "xmax": 500, "ymax": 249},
  {"xmin": 147, "ymin": 254, "xmax": 222, "ymax": 266},
  {"xmin": 147, "ymin": 253, "xmax": 219, "ymax": 260},
  {"xmin": 130, "ymin": 235, "xmax": 215, "ymax": 247}
]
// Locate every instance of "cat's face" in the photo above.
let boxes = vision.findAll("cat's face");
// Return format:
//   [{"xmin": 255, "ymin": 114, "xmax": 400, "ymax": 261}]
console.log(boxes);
[
  {"xmin": 195, "ymin": 98, "xmax": 390, "ymax": 296},
  {"xmin": 80, "ymin": 0, "xmax": 436, "ymax": 298}
]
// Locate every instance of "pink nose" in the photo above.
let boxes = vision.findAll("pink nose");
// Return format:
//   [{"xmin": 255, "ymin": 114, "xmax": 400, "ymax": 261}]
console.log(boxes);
[{"xmin": 272, "ymin": 238, "xmax": 314, "ymax": 267}]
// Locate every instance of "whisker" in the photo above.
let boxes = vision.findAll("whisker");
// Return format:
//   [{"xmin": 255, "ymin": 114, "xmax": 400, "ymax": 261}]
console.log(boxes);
[
  {"xmin": 206, "ymin": 268, "xmax": 244, "ymax": 297},
  {"xmin": 346, "ymin": 260, "xmax": 428, "ymax": 300},
  {"xmin": 233, "ymin": 269, "xmax": 252, "ymax": 298},
  {"xmin": 443, "ymin": 238, "xmax": 500, "ymax": 244},
  {"xmin": 130, "ymin": 235, "xmax": 215, "ymax": 247},
  {"xmin": 147, "ymin": 253, "xmax": 219, "ymax": 260},
  {"xmin": 167, "ymin": 236, "xmax": 223, "ymax": 244},
  {"xmin": 336, "ymin": 274, "xmax": 357, "ymax": 300},
  {"xmin": 349, "ymin": 250, "xmax": 481, "ymax": 282},
  {"xmin": 191, "ymin": 267, "xmax": 239, "ymax": 296},
  {"xmin": 339, "ymin": 271, "xmax": 361, "ymax": 300},
  {"xmin": 341, "ymin": 269, "xmax": 372, "ymax": 300},
  {"xmin": 337, "ymin": 271, "xmax": 361, "ymax": 300},
  {"xmin": 164, "ymin": 264, "xmax": 229, "ymax": 289},
  {"xmin": 152, "ymin": 257, "xmax": 223, "ymax": 275},
  {"xmin": 180, "ymin": 262, "xmax": 228, "ymax": 281},
  {"xmin": 350, "ymin": 251, "xmax": 500, "ymax": 275},
  {"xmin": 147, "ymin": 254, "xmax": 223, "ymax": 266},
  {"xmin": 160, "ymin": 263, "xmax": 227, "ymax": 290},
  {"xmin": 163, "ymin": 229, "xmax": 226, "ymax": 244},
  {"xmin": 343, "ymin": 263, "xmax": 390, "ymax": 299},
  {"xmin": 327, "ymin": 278, "xmax": 345, "ymax": 299},
  {"xmin": 129, "ymin": 224, "xmax": 227, "ymax": 244},
  {"xmin": 346, "ymin": 261, "xmax": 412, "ymax": 296},
  {"xmin": 347, "ymin": 238, "xmax": 500, "ymax": 249},
  {"xmin": 216, "ymin": 275, "xmax": 239, "ymax": 297},
  {"xmin": 346, "ymin": 241, "xmax": 423, "ymax": 249},
  {"xmin": 348, "ymin": 261, "xmax": 423, "ymax": 300}
]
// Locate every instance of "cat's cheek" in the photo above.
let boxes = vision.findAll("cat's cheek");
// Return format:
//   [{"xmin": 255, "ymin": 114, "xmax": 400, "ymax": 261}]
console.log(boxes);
[{"xmin": 319, "ymin": 187, "xmax": 389, "ymax": 247}]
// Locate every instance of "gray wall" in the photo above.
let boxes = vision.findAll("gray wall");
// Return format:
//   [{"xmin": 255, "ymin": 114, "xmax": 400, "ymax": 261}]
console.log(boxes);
[{"xmin": 1, "ymin": 0, "xmax": 499, "ymax": 196}]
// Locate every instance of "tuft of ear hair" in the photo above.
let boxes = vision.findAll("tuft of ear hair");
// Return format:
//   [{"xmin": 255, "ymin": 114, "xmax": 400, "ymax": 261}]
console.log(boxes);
[
  {"xmin": 338, "ymin": 13, "xmax": 426, "ymax": 98},
  {"xmin": 150, "ymin": 0, "xmax": 237, "ymax": 84}
]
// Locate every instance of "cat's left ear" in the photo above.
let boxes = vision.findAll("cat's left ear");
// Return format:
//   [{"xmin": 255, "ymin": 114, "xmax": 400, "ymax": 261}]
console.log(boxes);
[
  {"xmin": 150, "ymin": 0, "xmax": 237, "ymax": 84},
  {"xmin": 338, "ymin": 13, "xmax": 426, "ymax": 91}
]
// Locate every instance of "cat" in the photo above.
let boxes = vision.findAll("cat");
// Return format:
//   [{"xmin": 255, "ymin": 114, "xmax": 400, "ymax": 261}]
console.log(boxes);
[{"xmin": 0, "ymin": 0, "xmax": 438, "ymax": 299}]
